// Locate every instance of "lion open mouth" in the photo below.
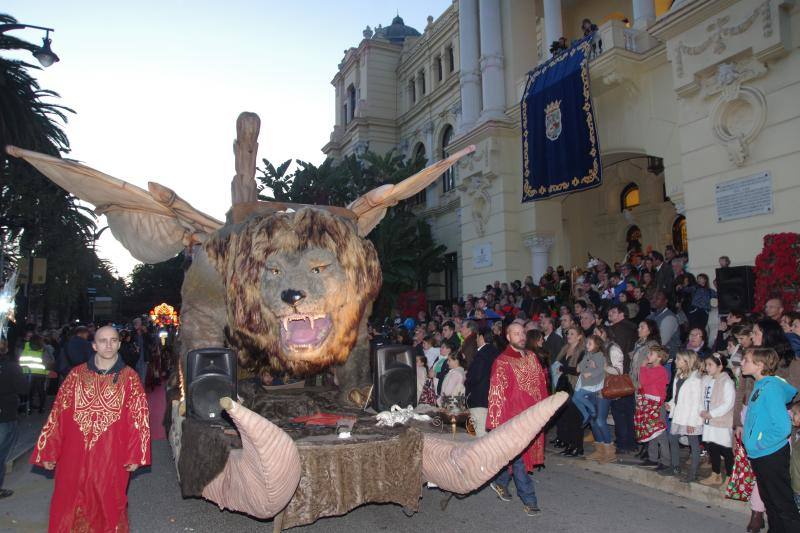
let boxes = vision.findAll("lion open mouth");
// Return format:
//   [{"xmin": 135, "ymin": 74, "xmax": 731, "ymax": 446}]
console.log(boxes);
[{"xmin": 279, "ymin": 314, "xmax": 333, "ymax": 350}]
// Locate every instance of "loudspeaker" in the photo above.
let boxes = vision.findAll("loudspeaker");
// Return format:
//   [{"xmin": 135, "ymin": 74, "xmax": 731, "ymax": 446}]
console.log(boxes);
[
  {"xmin": 716, "ymin": 266, "xmax": 755, "ymax": 315},
  {"xmin": 372, "ymin": 344, "xmax": 417, "ymax": 412},
  {"xmin": 185, "ymin": 348, "xmax": 237, "ymax": 423}
]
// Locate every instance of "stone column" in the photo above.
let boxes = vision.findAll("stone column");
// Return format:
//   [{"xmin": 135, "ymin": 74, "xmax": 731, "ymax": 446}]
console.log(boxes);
[
  {"xmin": 632, "ymin": 0, "xmax": 656, "ymax": 29},
  {"xmin": 334, "ymin": 83, "xmax": 342, "ymax": 126},
  {"xmin": 524, "ymin": 234, "xmax": 555, "ymax": 283},
  {"xmin": 478, "ymin": 0, "xmax": 507, "ymax": 123},
  {"xmin": 543, "ymin": 0, "xmax": 563, "ymax": 60},
  {"xmin": 458, "ymin": 0, "xmax": 481, "ymax": 133}
]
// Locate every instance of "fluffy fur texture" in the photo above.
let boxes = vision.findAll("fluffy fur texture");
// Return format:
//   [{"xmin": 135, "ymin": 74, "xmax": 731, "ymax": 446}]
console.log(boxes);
[{"xmin": 204, "ymin": 207, "xmax": 382, "ymax": 376}]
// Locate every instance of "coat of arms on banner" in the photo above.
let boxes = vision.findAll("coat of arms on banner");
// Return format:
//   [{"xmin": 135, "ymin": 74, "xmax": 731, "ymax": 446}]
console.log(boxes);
[{"xmin": 544, "ymin": 100, "xmax": 562, "ymax": 141}]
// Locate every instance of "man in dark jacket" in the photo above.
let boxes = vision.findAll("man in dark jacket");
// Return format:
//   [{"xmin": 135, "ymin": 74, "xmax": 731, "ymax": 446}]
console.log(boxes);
[
  {"xmin": 652, "ymin": 251, "xmax": 674, "ymax": 297},
  {"xmin": 465, "ymin": 326, "xmax": 500, "ymax": 436},
  {"xmin": 460, "ymin": 320, "xmax": 479, "ymax": 369},
  {"xmin": 607, "ymin": 304, "xmax": 637, "ymax": 372},
  {"xmin": 541, "ymin": 317, "xmax": 564, "ymax": 359},
  {"xmin": 0, "ymin": 340, "xmax": 28, "ymax": 498},
  {"xmin": 63, "ymin": 326, "xmax": 93, "ymax": 372}
]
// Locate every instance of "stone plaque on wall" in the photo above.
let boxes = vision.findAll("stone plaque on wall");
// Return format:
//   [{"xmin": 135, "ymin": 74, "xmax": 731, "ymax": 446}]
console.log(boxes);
[
  {"xmin": 472, "ymin": 243, "xmax": 493, "ymax": 269},
  {"xmin": 715, "ymin": 171, "xmax": 772, "ymax": 223}
]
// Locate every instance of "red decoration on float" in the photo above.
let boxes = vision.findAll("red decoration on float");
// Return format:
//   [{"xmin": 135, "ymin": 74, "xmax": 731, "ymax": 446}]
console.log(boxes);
[{"xmin": 753, "ymin": 232, "xmax": 800, "ymax": 311}]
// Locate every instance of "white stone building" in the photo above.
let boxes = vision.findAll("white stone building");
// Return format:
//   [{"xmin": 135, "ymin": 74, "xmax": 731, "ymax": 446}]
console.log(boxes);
[{"xmin": 323, "ymin": 0, "xmax": 800, "ymax": 303}]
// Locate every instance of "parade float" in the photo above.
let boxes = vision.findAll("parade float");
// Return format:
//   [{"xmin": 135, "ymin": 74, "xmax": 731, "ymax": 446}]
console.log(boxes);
[{"xmin": 7, "ymin": 113, "xmax": 566, "ymax": 530}]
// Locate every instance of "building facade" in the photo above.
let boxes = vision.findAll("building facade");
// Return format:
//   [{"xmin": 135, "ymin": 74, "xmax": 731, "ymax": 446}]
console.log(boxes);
[{"xmin": 323, "ymin": 0, "xmax": 800, "ymax": 302}]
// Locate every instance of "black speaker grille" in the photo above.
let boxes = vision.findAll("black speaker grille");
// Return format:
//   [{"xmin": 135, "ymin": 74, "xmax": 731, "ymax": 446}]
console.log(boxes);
[
  {"xmin": 188, "ymin": 375, "xmax": 235, "ymax": 422},
  {"xmin": 379, "ymin": 365, "xmax": 416, "ymax": 409}
]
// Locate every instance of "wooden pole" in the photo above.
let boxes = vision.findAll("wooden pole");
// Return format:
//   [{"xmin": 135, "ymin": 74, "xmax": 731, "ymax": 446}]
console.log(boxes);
[{"xmin": 231, "ymin": 112, "xmax": 261, "ymax": 205}]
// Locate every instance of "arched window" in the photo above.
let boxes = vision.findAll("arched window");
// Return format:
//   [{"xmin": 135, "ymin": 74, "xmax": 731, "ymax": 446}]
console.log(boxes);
[
  {"xmin": 413, "ymin": 143, "xmax": 426, "ymax": 163},
  {"xmin": 672, "ymin": 215, "xmax": 687, "ymax": 253},
  {"xmin": 441, "ymin": 125, "xmax": 456, "ymax": 193},
  {"xmin": 620, "ymin": 183, "xmax": 640, "ymax": 211}
]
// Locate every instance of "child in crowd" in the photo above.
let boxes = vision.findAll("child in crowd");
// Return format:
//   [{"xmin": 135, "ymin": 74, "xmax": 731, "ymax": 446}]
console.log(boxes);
[
  {"xmin": 571, "ymin": 335, "xmax": 605, "ymax": 426},
  {"xmin": 791, "ymin": 402, "xmax": 800, "ymax": 511},
  {"xmin": 741, "ymin": 347, "xmax": 800, "ymax": 530},
  {"xmin": 432, "ymin": 342, "xmax": 453, "ymax": 395},
  {"xmin": 415, "ymin": 354, "xmax": 428, "ymax": 403},
  {"xmin": 422, "ymin": 335, "xmax": 440, "ymax": 369},
  {"xmin": 438, "ymin": 352, "xmax": 466, "ymax": 406},
  {"xmin": 699, "ymin": 353, "xmax": 736, "ymax": 486},
  {"xmin": 665, "ymin": 350, "xmax": 704, "ymax": 482},
  {"xmin": 636, "ymin": 345, "xmax": 671, "ymax": 470}
]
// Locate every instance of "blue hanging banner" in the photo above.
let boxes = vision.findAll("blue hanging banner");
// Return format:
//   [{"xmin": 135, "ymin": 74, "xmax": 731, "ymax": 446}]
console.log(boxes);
[{"xmin": 521, "ymin": 38, "xmax": 602, "ymax": 202}]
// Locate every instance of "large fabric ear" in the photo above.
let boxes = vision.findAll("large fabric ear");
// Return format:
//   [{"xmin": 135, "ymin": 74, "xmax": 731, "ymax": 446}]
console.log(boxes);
[
  {"xmin": 6, "ymin": 145, "xmax": 223, "ymax": 264},
  {"xmin": 347, "ymin": 145, "xmax": 475, "ymax": 236}
]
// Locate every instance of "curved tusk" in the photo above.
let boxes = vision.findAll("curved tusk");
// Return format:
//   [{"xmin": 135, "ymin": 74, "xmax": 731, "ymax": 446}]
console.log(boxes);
[
  {"xmin": 421, "ymin": 392, "xmax": 568, "ymax": 494},
  {"xmin": 201, "ymin": 397, "xmax": 301, "ymax": 519}
]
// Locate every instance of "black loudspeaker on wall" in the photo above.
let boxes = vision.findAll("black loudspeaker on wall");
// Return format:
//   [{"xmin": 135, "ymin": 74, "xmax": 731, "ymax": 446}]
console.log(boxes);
[
  {"xmin": 372, "ymin": 344, "xmax": 417, "ymax": 412},
  {"xmin": 716, "ymin": 266, "xmax": 755, "ymax": 315},
  {"xmin": 185, "ymin": 348, "xmax": 237, "ymax": 423}
]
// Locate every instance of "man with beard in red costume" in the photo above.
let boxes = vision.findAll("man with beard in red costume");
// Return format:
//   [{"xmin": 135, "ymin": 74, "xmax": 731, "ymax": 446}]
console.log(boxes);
[
  {"xmin": 487, "ymin": 321, "xmax": 549, "ymax": 516},
  {"xmin": 31, "ymin": 325, "xmax": 150, "ymax": 532}
]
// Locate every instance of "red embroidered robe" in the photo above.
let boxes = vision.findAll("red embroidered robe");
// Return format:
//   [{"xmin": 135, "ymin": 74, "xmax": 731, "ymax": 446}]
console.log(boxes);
[
  {"xmin": 486, "ymin": 345, "xmax": 549, "ymax": 471},
  {"xmin": 31, "ymin": 363, "xmax": 151, "ymax": 533}
]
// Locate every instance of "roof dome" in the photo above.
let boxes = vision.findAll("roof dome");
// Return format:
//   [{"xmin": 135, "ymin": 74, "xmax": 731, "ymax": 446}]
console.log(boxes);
[{"xmin": 373, "ymin": 14, "xmax": 421, "ymax": 44}]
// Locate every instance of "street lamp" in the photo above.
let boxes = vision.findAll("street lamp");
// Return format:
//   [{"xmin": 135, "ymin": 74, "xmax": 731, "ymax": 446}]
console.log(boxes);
[{"xmin": 0, "ymin": 23, "xmax": 60, "ymax": 67}]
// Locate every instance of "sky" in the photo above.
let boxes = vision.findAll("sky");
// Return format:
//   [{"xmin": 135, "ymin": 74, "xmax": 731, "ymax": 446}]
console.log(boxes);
[{"xmin": 5, "ymin": 0, "xmax": 451, "ymax": 277}]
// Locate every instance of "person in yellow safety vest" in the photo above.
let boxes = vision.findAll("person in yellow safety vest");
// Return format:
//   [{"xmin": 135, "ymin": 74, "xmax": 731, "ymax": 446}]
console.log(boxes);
[{"xmin": 18, "ymin": 334, "xmax": 48, "ymax": 414}]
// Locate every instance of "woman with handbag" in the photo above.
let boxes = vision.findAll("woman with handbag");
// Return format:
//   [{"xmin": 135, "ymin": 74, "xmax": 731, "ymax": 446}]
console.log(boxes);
[{"xmin": 594, "ymin": 325, "xmax": 636, "ymax": 461}]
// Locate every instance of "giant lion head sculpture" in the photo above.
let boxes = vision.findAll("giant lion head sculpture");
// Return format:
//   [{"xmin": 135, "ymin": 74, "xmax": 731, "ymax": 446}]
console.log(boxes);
[{"xmin": 205, "ymin": 207, "xmax": 381, "ymax": 375}]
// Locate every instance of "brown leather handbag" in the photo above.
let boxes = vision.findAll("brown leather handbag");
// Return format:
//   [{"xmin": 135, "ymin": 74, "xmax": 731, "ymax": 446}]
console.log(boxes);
[{"xmin": 601, "ymin": 374, "xmax": 635, "ymax": 399}]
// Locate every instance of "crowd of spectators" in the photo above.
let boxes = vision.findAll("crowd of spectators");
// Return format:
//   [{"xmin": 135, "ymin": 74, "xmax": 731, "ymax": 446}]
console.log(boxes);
[{"xmin": 374, "ymin": 245, "xmax": 800, "ymax": 531}]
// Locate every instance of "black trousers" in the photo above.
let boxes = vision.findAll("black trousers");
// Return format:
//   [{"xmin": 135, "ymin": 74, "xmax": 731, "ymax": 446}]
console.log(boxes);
[
  {"xmin": 27, "ymin": 375, "xmax": 47, "ymax": 412},
  {"xmin": 750, "ymin": 445, "xmax": 800, "ymax": 533},
  {"xmin": 705, "ymin": 441, "xmax": 733, "ymax": 475},
  {"xmin": 610, "ymin": 394, "xmax": 636, "ymax": 450},
  {"xmin": 556, "ymin": 400, "xmax": 584, "ymax": 451}
]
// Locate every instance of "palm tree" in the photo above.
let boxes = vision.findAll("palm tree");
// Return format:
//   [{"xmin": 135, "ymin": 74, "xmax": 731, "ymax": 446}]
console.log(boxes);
[{"xmin": 1, "ymin": 13, "xmax": 109, "ymax": 323}]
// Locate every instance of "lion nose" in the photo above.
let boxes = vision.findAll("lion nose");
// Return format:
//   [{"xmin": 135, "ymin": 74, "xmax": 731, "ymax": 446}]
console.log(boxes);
[{"xmin": 281, "ymin": 289, "xmax": 306, "ymax": 306}]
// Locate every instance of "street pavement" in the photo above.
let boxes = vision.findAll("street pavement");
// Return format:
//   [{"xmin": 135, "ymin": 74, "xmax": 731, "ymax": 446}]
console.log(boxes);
[{"xmin": 1, "ymin": 439, "xmax": 745, "ymax": 533}]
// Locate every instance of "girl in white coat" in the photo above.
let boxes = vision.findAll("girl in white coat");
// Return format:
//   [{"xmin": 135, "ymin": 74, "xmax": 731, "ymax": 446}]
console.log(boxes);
[
  {"xmin": 699, "ymin": 353, "xmax": 736, "ymax": 486},
  {"xmin": 665, "ymin": 350, "xmax": 704, "ymax": 482},
  {"xmin": 438, "ymin": 352, "xmax": 466, "ymax": 406}
]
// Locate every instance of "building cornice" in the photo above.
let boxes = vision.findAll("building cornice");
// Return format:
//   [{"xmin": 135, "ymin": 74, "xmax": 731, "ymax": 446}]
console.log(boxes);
[
  {"xmin": 450, "ymin": 118, "xmax": 518, "ymax": 153},
  {"xmin": 400, "ymin": 5, "xmax": 459, "ymax": 67},
  {"xmin": 332, "ymin": 38, "xmax": 403, "ymax": 85},
  {"xmin": 649, "ymin": 0, "xmax": 739, "ymax": 42}
]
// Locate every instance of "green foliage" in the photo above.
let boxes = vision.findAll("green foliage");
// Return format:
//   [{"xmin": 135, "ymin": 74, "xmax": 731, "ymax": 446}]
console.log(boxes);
[
  {"xmin": 123, "ymin": 253, "xmax": 185, "ymax": 317},
  {"xmin": 255, "ymin": 148, "xmax": 444, "ymax": 315}
]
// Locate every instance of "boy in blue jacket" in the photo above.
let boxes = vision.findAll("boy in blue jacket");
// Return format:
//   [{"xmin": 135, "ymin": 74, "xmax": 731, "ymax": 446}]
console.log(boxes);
[{"xmin": 742, "ymin": 347, "xmax": 800, "ymax": 531}]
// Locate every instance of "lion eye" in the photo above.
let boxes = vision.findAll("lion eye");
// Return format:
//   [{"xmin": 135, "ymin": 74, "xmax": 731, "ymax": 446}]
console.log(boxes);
[
  {"xmin": 268, "ymin": 268, "xmax": 281, "ymax": 276},
  {"xmin": 311, "ymin": 265, "xmax": 328, "ymax": 274}
]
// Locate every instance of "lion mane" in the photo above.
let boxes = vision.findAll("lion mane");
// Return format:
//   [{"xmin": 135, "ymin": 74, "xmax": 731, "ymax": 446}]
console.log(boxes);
[{"xmin": 204, "ymin": 207, "xmax": 382, "ymax": 376}]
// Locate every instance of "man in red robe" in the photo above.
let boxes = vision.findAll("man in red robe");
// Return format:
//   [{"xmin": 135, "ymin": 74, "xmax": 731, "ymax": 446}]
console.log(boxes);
[
  {"xmin": 31, "ymin": 325, "xmax": 151, "ymax": 532},
  {"xmin": 487, "ymin": 322, "xmax": 549, "ymax": 516}
]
